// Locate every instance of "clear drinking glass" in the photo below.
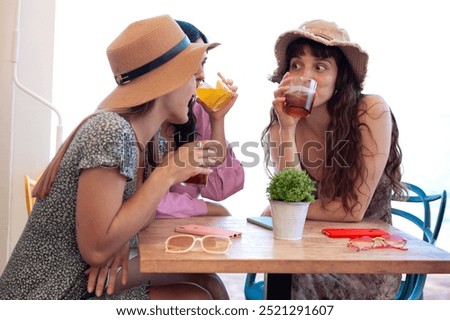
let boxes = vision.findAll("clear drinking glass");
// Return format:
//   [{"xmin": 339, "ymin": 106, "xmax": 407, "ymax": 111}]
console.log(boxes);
[
  {"xmin": 196, "ymin": 77, "xmax": 232, "ymax": 112},
  {"xmin": 284, "ymin": 77, "xmax": 317, "ymax": 118}
]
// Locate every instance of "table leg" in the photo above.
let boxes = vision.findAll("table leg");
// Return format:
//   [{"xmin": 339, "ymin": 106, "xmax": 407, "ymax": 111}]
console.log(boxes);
[{"xmin": 265, "ymin": 273, "xmax": 292, "ymax": 299}]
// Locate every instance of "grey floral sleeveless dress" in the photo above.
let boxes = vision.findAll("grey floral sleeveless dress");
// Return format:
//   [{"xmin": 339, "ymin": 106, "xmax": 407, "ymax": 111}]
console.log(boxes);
[
  {"xmin": 291, "ymin": 174, "xmax": 402, "ymax": 299},
  {"xmin": 0, "ymin": 112, "xmax": 148, "ymax": 299}
]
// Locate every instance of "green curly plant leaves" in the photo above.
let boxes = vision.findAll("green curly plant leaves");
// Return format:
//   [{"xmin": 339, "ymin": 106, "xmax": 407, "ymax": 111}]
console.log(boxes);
[{"xmin": 266, "ymin": 168, "xmax": 316, "ymax": 202}]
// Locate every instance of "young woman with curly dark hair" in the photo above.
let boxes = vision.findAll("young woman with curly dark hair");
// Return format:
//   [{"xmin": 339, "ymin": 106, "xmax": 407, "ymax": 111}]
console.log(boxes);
[{"xmin": 261, "ymin": 19, "xmax": 405, "ymax": 299}]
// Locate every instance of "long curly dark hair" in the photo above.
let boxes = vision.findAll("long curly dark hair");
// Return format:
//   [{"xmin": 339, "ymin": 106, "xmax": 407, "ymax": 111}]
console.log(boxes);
[{"xmin": 262, "ymin": 38, "xmax": 404, "ymax": 215}]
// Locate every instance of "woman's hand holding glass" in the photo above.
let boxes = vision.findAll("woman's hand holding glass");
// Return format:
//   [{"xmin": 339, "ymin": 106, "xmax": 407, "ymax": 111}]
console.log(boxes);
[
  {"xmin": 272, "ymin": 72, "xmax": 301, "ymax": 130},
  {"xmin": 156, "ymin": 140, "xmax": 222, "ymax": 186},
  {"xmin": 198, "ymin": 72, "xmax": 238, "ymax": 119}
]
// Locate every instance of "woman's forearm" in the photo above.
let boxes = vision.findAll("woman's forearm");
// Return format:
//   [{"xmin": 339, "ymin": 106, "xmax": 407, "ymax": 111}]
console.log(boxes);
[
  {"xmin": 275, "ymin": 127, "xmax": 302, "ymax": 172},
  {"xmin": 209, "ymin": 117, "xmax": 228, "ymax": 163}
]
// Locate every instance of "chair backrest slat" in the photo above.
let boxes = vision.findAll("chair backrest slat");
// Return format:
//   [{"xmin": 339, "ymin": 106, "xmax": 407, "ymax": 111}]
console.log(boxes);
[
  {"xmin": 24, "ymin": 175, "xmax": 39, "ymax": 216},
  {"xmin": 391, "ymin": 182, "xmax": 447, "ymax": 300}
]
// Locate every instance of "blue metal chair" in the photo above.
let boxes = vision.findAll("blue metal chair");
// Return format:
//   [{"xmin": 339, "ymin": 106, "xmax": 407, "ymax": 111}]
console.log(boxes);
[
  {"xmin": 244, "ymin": 273, "xmax": 265, "ymax": 300},
  {"xmin": 391, "ymin": 182, "xmax": 447, "ymax": 300},
  {"xmin": 244, "ymin": 182, "xmax": 447, "ymax": 300}
]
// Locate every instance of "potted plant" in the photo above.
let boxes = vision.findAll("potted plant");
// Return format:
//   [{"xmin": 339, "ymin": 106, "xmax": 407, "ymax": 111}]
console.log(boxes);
[{"xmin": 266, "ymin": 168, "xmax": 316, "ymax": 240}]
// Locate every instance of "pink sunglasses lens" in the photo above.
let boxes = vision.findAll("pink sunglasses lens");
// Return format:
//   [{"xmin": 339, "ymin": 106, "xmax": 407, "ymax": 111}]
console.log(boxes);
[
  {"xmin": 383, "ymin": 235, "xmax": 407, "ymax": 248},
  {"xmin": 348, "ymin": 236, "xmax": 374, "ymax": 251}
]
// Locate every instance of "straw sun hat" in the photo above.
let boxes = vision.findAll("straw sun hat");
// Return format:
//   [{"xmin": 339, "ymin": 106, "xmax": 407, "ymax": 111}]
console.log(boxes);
[
  {"xmin": 99, "ymin": 15, "xmax": 218, "ymax": 109},
  {"xmin": 273, "ymin": 19, "xmax": 369, "ymax": 84}
]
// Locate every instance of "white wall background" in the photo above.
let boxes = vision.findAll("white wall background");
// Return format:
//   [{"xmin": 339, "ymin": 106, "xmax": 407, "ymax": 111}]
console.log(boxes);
[
  {"xmin": 0, "ymin": 0, "xmax": 55, "ymax": 271},
  {"xmin": 52, "ymin": 0, "xmax": 450, "ymax": 218}
]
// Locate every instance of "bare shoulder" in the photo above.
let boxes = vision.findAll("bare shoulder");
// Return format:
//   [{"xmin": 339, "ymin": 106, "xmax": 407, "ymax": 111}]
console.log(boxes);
[
  {"xmin": 360, "ymin": 94, "xmax": 389, "ymax": 111},
  {"xmin": 358, "ymin": 94, "xmax": 391, "ymax": 119}
]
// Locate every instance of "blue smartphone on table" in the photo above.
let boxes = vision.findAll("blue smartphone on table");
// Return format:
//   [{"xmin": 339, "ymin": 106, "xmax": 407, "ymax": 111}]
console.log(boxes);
[{"xmin": 246, "ymin": 216, "xmax": 273, "ymax": 230}]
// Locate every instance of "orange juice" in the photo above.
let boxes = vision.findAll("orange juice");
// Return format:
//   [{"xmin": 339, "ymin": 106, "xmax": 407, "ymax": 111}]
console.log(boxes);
[{"xmin": 196, "ymin": 79, "xmax": 231, "ymax": 111}]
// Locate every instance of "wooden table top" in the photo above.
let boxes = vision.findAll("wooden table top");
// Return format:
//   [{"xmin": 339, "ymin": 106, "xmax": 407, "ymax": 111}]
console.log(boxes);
[{"xmin": 138, "ymin": 216, "xmax": 450, "ymax": 274}]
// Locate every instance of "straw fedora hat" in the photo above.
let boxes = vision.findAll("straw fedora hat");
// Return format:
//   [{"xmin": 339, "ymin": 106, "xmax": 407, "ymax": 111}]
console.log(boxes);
[
  {"xmin": 273, "ymin": 19, "xmax": 368, "ymax": 84},
  {"xmin": 99, "ymin": 15, "xmax": 218, "ymax": 109}
]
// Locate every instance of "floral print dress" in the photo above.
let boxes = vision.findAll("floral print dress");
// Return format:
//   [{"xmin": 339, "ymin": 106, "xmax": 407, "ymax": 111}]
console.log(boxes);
[{"xmin": 0, "ymin": 112, "xmax": 148, "ymax": 299}]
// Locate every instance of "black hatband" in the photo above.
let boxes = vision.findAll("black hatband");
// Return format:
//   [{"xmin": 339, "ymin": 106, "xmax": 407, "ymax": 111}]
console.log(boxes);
[{"xmin": 115, "ymin": 36, "xmax": 190, "ymax": 85}]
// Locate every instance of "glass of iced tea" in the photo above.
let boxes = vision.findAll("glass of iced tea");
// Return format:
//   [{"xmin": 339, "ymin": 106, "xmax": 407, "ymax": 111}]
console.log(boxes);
[
  {"xmin": 284, "ymin": 77, "xmax": 317, "ymax": 118},
  {"xmin": 180, "ymin": 141, "xmax": 217, "ymax": 186},
  {"xmin": 196, "ymin": 77, "xmax": 232, "ymax": 112},
  {"xmin": 182, "ymin": 172, "xmax": 209, "ymax": 186}
]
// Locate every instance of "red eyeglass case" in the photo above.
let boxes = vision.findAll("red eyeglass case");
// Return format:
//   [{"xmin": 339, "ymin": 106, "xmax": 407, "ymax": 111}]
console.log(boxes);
[
  {"xmin": 322, "ymin": 228, "xmax": 390, "ymax": 239},
  {"xmin": 175, "ymin": 224, "xmax": 242, "ymax": 238}
]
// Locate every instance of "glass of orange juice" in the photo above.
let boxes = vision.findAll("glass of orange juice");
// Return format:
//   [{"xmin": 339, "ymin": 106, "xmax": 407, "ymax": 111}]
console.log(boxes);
[{"xmin": 196, "ymin": 77, "xmax": 232, "ymax": 112}]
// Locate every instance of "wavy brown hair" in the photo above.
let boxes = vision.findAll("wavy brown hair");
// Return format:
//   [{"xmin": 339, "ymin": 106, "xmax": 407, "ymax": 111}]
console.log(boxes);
[{"xmin": 262, "ymin": 38, "xmax": 404, "ymax": 215}]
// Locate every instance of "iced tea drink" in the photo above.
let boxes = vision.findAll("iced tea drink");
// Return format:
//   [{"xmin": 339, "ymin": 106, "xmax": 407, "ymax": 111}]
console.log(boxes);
[
  {"xmin": 181, "ymin": 141, "xmax": 215, "ymax": 186},
  {"xmin": 182, "ymin": 173, "xmax": 209, "ymax": 185},
  {"xmin": 285, "ymin": 77, "xmax": 317, "ymax": 118}
]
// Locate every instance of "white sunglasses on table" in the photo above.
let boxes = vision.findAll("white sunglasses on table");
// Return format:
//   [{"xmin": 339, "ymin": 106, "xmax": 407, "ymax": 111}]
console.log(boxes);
[{"xmin": 165, "ymin": 234, "xmax": 232, "ymax": 254}]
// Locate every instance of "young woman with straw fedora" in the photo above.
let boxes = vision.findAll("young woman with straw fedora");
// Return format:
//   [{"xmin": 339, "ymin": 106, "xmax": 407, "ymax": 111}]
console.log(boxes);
[
  {"xmin": 261, "ymin": 19, "xmax": 405, "ymax": 299},
  {"xmin": 0, "ymin": 15, "xmax": 227, "ymax": 300}
]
